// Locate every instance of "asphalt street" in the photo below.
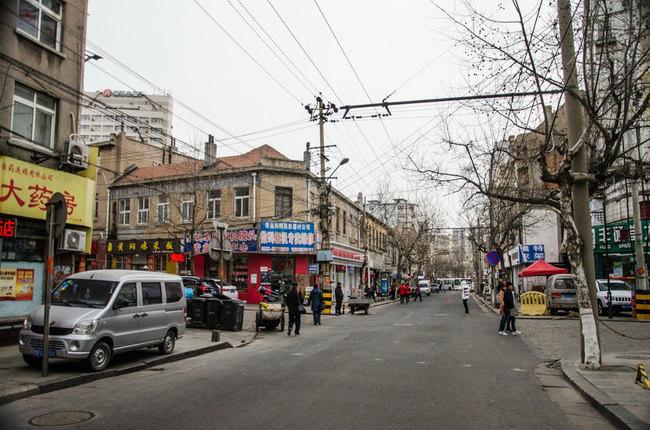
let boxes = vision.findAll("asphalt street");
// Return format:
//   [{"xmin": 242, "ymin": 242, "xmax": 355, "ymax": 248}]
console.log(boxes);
[{"xmin": 0, "ymin": 293, "xmax": 601, "ymax": 429}]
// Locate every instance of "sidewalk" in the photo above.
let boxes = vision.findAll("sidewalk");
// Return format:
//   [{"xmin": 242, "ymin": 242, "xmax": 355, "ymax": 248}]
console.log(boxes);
[
  {"xmin": 0, "ymin": 327, "xmax": 256, "ymax": 407},
  {"xmin": 473, "ymin": 293, "xmax": 650, "ymax": 428}
]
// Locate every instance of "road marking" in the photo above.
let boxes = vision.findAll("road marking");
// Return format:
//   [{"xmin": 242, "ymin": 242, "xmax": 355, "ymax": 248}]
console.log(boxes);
[
  {"xmin": 429, "ymin": 343, "xmax": 435, "ymax": 345},
  {"xmin": 462, "ymin": 364, "xmax": 472, "ymax": 367},
  {"xmin": 374, "ymin": 358, "xmax": 384, "ymax": 361},
  {"xmin": 511, "ymin": 368, "xmax": 528, "ymax": 372},
  {"xmin": 292, "ymin": 353, "xmax": 305, "ymax": 356},
  {"xmin": 395, "ymin": 341, "xmax": 400, "ymax": 343},
  {"xmin": 433, "ymin": 313, "xmax": 449, "ymax": 316},
  {"xmin": 392, "ymin": 323, "xmax": 414, "ymax": 326},
  {"xmin": 417, "ymin": 361, "xmax": 426, "ymax": 365}
]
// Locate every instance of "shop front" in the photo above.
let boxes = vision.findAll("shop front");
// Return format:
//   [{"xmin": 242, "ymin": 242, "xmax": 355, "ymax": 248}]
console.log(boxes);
[
  {"xmin": 234, "ymin": 221, "xmax": 316, "ymax": 304},
  {"xmin": 331, "ymin": 243, "xmax": 364, "ymax": 299},
  {"xmin": 106, "ymin": 238, "xmax": 181, "ymax": 273},
  {"xmin": 0, "ymin": 155, "xmax": 95, "ymax": 323}
]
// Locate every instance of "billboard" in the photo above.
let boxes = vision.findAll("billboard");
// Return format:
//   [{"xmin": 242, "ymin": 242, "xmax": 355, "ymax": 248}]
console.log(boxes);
[{"xmin": 259, "ymin": 221, "xmax": 315, "ymax": 253}]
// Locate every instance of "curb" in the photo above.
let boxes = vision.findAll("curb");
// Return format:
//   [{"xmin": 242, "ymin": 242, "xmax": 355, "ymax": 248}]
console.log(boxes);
[
  {"xmin": 559, "ymin": 359, "xmax": 647, "ymax": 430},
  {"xmin": 0, "ymin": 333, "xmax": 257, "ymax": 407}
]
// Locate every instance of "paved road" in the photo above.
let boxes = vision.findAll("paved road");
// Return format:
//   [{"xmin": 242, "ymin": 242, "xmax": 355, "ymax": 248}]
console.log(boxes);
[{"xmin": 0, "ymin": 293, "xmax": 603, "ymax": 429}]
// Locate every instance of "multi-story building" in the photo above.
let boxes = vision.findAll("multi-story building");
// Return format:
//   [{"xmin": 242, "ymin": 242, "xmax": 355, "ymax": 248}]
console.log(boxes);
[
  {"xmin": 80, "ymin": 90, "xmax": 173, "ymax": 146},
  {"xmin": 106, "ymin": 143, "xmax": 382, "ymax": 304},
  {"xmin": 366, "ymin": 198, "xmax": 418, "ymax": 230},
  {"xmin": 0, "ymin": 0, "xmax": 95, "ymax": 324}
]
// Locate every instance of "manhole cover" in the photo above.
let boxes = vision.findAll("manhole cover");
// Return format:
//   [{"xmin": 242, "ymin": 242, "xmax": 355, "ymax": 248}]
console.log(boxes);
[
  {"xmin": 29, "ymin": 411, "xmax": 95, "ymax": 426},
  {"xmin": 616, "ymin": 355, "xmax": 650, "ymax": 360}
]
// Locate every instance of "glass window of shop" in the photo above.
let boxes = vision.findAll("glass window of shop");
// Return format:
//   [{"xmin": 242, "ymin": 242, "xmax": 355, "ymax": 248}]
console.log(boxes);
[
  {"xmin": 0, "ymin": 219, "xmax": 46, "ymax": 262},
  {"xmin": 269, "ymin": 256, "xmax": 294, "ymax": 292},
  {"xmin": 231, "ymin": 256, "xmax": 248, "ymax": 291}
]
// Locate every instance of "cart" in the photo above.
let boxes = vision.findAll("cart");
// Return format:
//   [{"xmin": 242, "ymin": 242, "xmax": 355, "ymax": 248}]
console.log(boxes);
[
  {"xmin": 347, "ymin": 298, "xmax": 372, "ymax": 315},
  {"xmin": 255, "ymin": 302, "xmax": 286, "ymax": 332}
]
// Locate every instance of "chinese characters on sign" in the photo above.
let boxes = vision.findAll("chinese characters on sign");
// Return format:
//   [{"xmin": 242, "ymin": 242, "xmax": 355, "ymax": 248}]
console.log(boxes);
[
  {"xmin": 332, "ymin": 247, "xmax": 364, "ymax": 263},
  {"xmin": 0, "ymin": 268, "xmax": 34, "ymax": 301},
  {"xmin": 592, "ymin": 220, "xmax": 650, "ymax": 254},
  {"xmin": 0, "ymin": 218, "xmax": 16, "ymax": 237},
  {"xmin": 106, "ymin": 239, "xmax": 180, "ymax": 254},
  {"xmin": 181, "ymin": 232, "xmax": 213, "ymax": 254},
  {"xmin": 259, "ymin": 221, "xmax": 315, "ymax": 253},
  {"xmin": 0, "ymin": 156, "xmax": 93, "ymax": 227},
  {"xmin": 519, "ymin": 244, "xmax": 545, "ymax": 263},
  {"xmin": 225, "ymin": 228, "xmax": 258, "ymax": 253}
]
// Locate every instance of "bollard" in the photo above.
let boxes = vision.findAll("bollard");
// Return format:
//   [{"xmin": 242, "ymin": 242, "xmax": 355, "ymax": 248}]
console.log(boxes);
[{"xmin": 211, "ymin": 330, "xmax": 220, "ymax": 342}]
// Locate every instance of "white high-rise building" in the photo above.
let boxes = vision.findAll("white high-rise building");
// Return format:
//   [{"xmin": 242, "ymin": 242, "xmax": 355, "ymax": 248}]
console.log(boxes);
[{"xmin": 79, "ymin": 90, "xmax": 173, "ymax": 146}]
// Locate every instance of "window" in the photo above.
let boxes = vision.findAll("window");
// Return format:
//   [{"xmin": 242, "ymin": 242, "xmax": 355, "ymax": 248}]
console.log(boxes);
[
  {"xmin": 165, "ymin": 282, "xmax": 183, "ymax": 303},
  {"xmin": 137, "ymin": 197, "xmax": 149, "ymax": 224},
  {"xmin": 207, "ymin": 189, "xmax": 221, "ymax": 219},
  {"xmin": 94, "ymin": 193, "xmax": 99, "ymax": 220},
  {"xmin": 234, "ymin": 187, "xmax": 249, "ymax": 218},
  {"xmin": 157, "ymin": 196, "xmax": 169, "ymax": 222},
  {"xmin": 17, "ymin": 0, "xmax": 62, "ymax": 50},
  {"xmin": 150, "ymin": 117, "xmax": 163, "ymax": 124},
  {"xmin": 343, "ymin": 210, "xmax": 347, "ymax": 235},
  {"xmin": 141, "ymin": 282, "xmax": 162, "ymax": 305},
  {"xmin": 181, "ymin": 199, "xmax": 194, "ymax": 222},
  {"xmin": 91, "ymin": 115, "xmax": 103, "ymax": 121},
  {"xmin": 118, "ymin": 199, "xmax": 130, "ymax": 225},
  {"xmin": 116, "ymin": 283, "xmax": 137, "ymax": 307},
  {"xmin": 151, "ymin": 127, "xmax": 162, "ymax": 134},
  {"xmin": 335, "ymin": 207, "xmax": 340, "ymax": 232},
  {"xmin": 80, "ymin": 124, "xmax": 89, "ymax": 131},
  {"xmin": 274, "ymin": 187, "xmax": 292, "ymax": 217},
  {"xmin": 81, "ymin": 115, "xmax": 90, "ymax": 121},
  {"xmin": 103, "ymin": 125, "xmax": 113, "ymax": 131},
  {"xmin": 151, "ymin": 137, "xmax": 162, "ymax": 144},
  {"xmin": 11, "ymin": 82, "xmax": 56, "ymax": 148}
]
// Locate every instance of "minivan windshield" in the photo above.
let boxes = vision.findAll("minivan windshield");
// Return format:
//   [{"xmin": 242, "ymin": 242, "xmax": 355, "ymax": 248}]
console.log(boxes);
[
  {"xmin": 597, "ymin": 281, "xmax": 632, "ymax": 292},
  {"xmin": 52, "ymin": 278, "xmax": 119, "ymax": 308}
]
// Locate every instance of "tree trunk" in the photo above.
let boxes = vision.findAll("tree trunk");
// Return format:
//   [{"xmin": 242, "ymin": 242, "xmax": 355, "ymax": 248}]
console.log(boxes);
[{"xmin": 559, "ymin": 188, "xmax": 601, "ymax": 369}]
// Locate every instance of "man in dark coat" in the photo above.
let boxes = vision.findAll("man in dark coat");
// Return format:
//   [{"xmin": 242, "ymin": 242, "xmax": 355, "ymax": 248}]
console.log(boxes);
[
  {"xmin": 334, "ymin": 282, "xmax": 344, "ymax": 315},
  {"xmin": 309, "ymin": 284, "xmax": 324, "ymax": 325},
  {"xmin": 285, "ymin": 285, "xmax": 302, "ymax": 336}
]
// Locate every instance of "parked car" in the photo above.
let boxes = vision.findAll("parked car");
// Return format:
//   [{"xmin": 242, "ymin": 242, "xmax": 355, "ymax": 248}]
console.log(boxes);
[
  {"xmin": 418, "ymin": 280, "xmax": 432, "ymax": 296},
  {"xmin": 214, "ymin": 280, "xmax": 240, "ymax": 300},
  {"xmin": 19, "ymin": 270, "xmax": 186, "ymax": 372},
  {"xmin": 596, "ymin": 279, "xmax": 632, "ymax": 315},
  {"xmin": 431, "ymin": 283, "xmax": 441, "ymax": 293},
  {"xmin": 546, "ymin": 274, "xmax": 577, "ymax": 315}
]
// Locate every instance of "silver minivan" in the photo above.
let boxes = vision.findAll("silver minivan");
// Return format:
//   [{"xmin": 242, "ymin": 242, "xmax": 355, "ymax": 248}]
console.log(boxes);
[
  {"xmin": 19, "ymin": 270, "xmax": 186, "ymax": 372},
  {"xmin": 546, "ymin": 274, "xmax": 578, "ymax": 315}
]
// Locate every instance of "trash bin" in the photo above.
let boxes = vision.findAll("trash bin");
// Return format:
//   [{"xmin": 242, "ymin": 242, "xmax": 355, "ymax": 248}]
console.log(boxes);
[
  {"xmin": 206, "ymin": 299, "xmax": 224, "ymax": 329},
  {"xmin": 188, "ymin": 298, "xmax": 207, "ymax": 327},
  {"xmin": 222, "ymin": 300, "xmax": 245, "ymax": 331}
]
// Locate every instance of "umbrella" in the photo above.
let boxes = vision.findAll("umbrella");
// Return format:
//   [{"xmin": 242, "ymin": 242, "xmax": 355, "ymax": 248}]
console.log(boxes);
[{"xmin": 519, "ymin": 259, "xmax": 568, "ymax": 277}]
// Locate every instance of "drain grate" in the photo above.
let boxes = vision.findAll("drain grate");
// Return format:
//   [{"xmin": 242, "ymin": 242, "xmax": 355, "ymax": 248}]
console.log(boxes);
[
  {"xmin": 29, "ymin": 411, "xmax": 95, "ymax": 427},
  {"xmin": 145, "ymin": 367, "xmax": 165, "ymax": 372}
]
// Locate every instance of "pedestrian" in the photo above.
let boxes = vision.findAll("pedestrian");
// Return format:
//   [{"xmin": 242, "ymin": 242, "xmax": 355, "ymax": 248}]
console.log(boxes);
[
  {"xmin": 413, "ymin": 285, "xmax": 422, "ymax": 302},
  {"xmin": 285, "ymin": 284, "xmax": 303, "ymax": 336},
  {"xmin": 390, "ymin": 284, "xmax": 396, "ymax": 301},
  {"xmin": 405, "ymin": 284, "xmax": 411, "ymax": 303},
  {"xmin": 309, "ymin": 283, "xmax": 324, "ymax": 325},
  {"xmin": 461, "ymin": 281, "xmax": 470, "ymax": 314},
  {"xmin": 505, "ymin": 282, "xmax": 521, "ymax": 335},
  {"xmin": 369, "ymin": 285, "xmax": 377, "ymax": 303},
  {"xmin": 497, "ymin": 282, "xmax": 509, "ymax": 335},
  {"xmin": 335, "ymin": 282, "xmax": 344, "ymax": 315}
]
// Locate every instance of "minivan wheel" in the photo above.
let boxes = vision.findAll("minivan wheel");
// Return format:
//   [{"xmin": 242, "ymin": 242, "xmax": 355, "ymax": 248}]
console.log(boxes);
[
  {"xmin": 597, "ymin": 300, "xmax": 604, "ymax": 316},
  {"xmin": 87, "ymin": 341, "xmax": 112, "ymax": 372},
  {"xmin": 158, "ymin": 330, "xmax": 175, "ymax": 355},
  {"xmin": 23, "ymin": 354, "xmax": 40, "ymax": 367}
]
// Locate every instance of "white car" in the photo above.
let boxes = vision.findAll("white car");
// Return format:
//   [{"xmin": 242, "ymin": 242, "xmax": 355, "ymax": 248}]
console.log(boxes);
[
  {"xmin": 418, "ymin": 281, "xmax": 432, "ymax": 295},
  {"xmin": 596, "ymin": 279, "xmax": 632, "ymax": 315},
  {"xmin": 215, "ymin": 280, "xmax": 240, "ymax": 300}
]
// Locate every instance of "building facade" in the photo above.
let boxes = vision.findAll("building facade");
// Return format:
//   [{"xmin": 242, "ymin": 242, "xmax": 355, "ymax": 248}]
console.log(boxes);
[
  {"xmin": 81, "ymin": 91, "xmax": 173, "ymax": 146},
  {"xmin": 0, "ymin": 0, "xmax": 95, "ymax": 322}
]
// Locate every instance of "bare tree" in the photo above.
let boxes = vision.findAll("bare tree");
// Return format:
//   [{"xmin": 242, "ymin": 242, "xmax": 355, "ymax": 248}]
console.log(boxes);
[{"xmin": 414, "ymin": 0, "xmax": 649, "ymax": 369}]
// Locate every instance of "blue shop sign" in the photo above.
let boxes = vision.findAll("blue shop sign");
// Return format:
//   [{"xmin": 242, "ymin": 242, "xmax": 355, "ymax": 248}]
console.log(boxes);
[
  {"xmin": 225, "ymin": 228, "xmax": 258, "ymax": 253},
  {"xmin": 519, "ymin": 244, "xmax": 545, "ymax": 263},
  {"xmin": 259, "ymin": 221, "xmax": 315, "ymax": 253}
]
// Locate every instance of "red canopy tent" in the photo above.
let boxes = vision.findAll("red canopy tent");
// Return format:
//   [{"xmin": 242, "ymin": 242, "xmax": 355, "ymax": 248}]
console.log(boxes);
[{"xmin": 519, "ymin": 259, "xmax": 568, "ymax": 277}]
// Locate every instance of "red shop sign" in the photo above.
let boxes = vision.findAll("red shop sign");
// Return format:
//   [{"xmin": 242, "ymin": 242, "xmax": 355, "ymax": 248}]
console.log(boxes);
[
  {"xmin": 169, "ymin": 253, "xmax": 185, "ymax": 263},
  {"xmin": 0, "ymin": 218, "xmax": 16, "ymax": 237}
]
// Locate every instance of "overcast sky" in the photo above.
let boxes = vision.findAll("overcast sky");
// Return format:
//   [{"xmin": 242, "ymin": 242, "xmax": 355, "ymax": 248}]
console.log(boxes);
[{"xmin": 84, "ymin": 0, "xmax": 541, "ymax": 227}]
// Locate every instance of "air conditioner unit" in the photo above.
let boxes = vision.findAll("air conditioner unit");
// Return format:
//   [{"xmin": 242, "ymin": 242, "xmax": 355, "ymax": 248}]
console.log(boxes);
[
  {"xmin": 60, "ymin": 229, "xmax": 86, "ymax": 252},
  {"xmin": 60, "ymin": 136, "xmax": 89, "ymax": 170}
]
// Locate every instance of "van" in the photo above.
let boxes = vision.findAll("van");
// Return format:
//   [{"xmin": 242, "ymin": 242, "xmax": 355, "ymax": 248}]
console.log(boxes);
[
  {"xmin": 19, "ymin": 270, "xmax": 186, "ymax": 372},
  {"xmin": 546, "ymin": 274, "xmax": 578, "ymax": 315}
]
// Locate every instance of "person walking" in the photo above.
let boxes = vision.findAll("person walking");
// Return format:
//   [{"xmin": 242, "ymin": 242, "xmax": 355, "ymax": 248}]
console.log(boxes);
[
  {"xmin": 497, "ymin": 282, "xmax": 510, "ymax": 335},
  {"xmin": 309, "ymin": 284, "xmax": 324, "ymax": 325},
  {"xmin": 505, "ymin": 282, "xmax": 521, "ymax": 335},
  {"xmin": 369, "ymin": 285, "xmax": 377, "ymax": 303},
  {"xmin": 285, "ymin": 285, "xmax": 303, "ymax": 336},
  {"xmin": 405, "ymin": 284, "xmax": 411, "ymax": 303},
  {"xmin": 413, "ymin": 285, "xmax": 422, "ymax": 302},
  {"xmin": 461, "ymin": 281, "xmax": 470, "ymax": 314},
  {"xmin": 334, "ymin": 282, "xmax": 344, "ymax": 315}
]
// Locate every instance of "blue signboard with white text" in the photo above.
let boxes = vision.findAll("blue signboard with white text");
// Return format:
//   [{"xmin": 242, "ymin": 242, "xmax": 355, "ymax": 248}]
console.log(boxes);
[
  {"xmin": 519, "ymin": 244, "xmax": 545, "ymax": 263},
  {"xmin": 259, "ymin": 221, "xmax": 315, "ymax": 253}
]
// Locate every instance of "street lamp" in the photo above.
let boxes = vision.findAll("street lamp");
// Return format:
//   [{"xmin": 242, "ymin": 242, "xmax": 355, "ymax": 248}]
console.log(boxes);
[{"xmin": 326, "ymin": 157, "xmax": 349, "ymax": 181}]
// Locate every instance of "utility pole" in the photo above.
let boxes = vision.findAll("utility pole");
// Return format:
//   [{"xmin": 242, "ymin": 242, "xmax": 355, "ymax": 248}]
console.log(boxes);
[
  {"xmin": 558, "ymin": 0, "xmax": 600, "ymax": 365},
  {"xmin": 317, "ymin": 98, "xmax": 331, "ymax": 293}
]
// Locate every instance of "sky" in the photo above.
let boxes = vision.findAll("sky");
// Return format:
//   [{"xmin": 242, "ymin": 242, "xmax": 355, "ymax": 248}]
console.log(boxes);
[{"xmin": 83, "ymin": 0, "xmax": 538, "ymax": 227}]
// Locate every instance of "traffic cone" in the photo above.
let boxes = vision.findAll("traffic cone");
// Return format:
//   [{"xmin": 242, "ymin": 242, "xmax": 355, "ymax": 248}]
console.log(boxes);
[{"xmin": 636, "ymin": 364, "xmax": 650, "ymax": 389}]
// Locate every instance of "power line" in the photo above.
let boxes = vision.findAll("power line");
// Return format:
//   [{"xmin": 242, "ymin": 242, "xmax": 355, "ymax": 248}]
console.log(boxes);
[{"xmin": 192, "ymin": 0, "xmax": 303, "ymax": 105}]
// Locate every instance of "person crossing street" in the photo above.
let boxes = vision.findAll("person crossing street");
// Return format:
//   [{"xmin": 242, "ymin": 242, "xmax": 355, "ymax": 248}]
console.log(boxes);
[{"xmin": 461, "ymin": 281, "xmax": 470, "ymax": 314}]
